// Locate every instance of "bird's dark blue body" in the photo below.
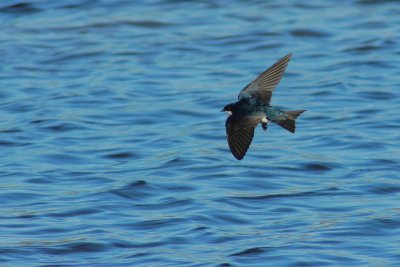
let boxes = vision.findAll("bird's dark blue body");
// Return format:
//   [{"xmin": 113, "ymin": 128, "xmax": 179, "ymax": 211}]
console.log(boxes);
[{"xmin": 229, "ymin": 98, "xmax": 288, "ymax": 123}]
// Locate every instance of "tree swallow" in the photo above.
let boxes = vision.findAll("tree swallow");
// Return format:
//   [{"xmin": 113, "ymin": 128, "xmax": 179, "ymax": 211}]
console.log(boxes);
[{"xmin": 222, "ymin": 53, "xmax": 306, "ymax": 160}]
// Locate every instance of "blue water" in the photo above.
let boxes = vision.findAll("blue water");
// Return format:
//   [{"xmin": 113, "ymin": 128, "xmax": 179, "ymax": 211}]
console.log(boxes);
[{"xmin": 1, "ymin": 0, "xmax": 400, "ymax": 266}]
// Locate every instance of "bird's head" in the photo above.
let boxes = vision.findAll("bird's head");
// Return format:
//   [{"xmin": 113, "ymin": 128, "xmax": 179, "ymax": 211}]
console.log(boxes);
[{"xmin": 221, "ymin": 103, "xmax": 234, "ymax": 115}]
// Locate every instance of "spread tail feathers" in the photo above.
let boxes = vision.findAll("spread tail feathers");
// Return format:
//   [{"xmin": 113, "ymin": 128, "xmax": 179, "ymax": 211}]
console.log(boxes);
[{"xmin": 275, "ymin": 110, "xmax": 306, "ymax": 133}]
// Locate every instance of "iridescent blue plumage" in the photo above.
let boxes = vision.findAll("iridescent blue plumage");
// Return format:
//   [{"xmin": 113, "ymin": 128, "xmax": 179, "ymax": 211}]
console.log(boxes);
[
  {"xmin": 222, "ymin": 53, "xmax": 306, "ymax": 160},
  {"xmin": 265, "ymin": 106, "xmax": 288, "ymax": 121}
]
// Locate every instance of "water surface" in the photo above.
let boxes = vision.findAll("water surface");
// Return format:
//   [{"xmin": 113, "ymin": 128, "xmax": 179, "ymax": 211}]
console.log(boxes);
[{"xmin": 1, "ymin": 0, "xmax": 400, "ymax": 266}]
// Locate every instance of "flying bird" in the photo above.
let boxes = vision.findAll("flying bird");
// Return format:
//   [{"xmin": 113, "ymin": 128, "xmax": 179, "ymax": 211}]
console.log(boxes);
[{"xmin": 222, "ymin": 53, "xmax": 306, "ymax": 160}]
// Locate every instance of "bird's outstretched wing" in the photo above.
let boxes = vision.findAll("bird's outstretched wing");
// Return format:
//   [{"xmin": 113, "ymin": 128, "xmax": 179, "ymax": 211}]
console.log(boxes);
[
  {"xmin": 238, "ymin": 53, "xmax": 292, "ymax": 105},
  {"xmin": 225, "ymin": 116, "xmax": 261, "ymax": 160}
]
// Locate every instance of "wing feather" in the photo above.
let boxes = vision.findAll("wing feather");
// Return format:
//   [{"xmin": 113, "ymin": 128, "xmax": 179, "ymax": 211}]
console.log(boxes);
[
  {"xmin": 225, "ymin": 116, "xmax": 260, "ymax": 160},
  {"xmin": 238, "ymin": 53, "xmax": 292, "ymax": 104}
]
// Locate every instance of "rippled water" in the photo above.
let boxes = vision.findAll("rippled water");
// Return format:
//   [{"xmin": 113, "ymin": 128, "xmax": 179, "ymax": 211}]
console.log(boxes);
[{"xmin": 1, "ymin": 0, "xmax": 400, "ymax": 266}]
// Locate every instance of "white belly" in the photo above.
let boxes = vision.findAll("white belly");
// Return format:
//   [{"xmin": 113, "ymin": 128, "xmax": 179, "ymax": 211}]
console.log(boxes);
[{"xmin": 261, "ymin": 117, "xmax": 269, "ymax": 123}]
